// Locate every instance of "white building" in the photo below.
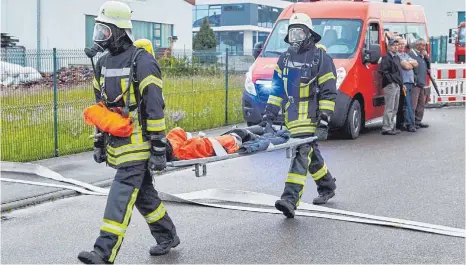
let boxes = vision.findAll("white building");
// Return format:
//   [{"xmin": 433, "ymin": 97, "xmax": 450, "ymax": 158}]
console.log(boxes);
[
  {"xmin": 1, "ymin": 0, "xmax": 194, "ymax": 51},
  {"xmin": 192, "ymin": 0, "xmax": 293, "ymax": 55}
]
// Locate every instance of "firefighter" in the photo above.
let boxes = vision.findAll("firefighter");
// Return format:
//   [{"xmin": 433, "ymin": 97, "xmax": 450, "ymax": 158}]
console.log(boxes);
[
  {"xmin": 262, "ymin": 13, "xmax": 337, "ymax": 218},
  {"xmin": 78, "ymin": 1, "xmax": 179, "ymax": 264}
]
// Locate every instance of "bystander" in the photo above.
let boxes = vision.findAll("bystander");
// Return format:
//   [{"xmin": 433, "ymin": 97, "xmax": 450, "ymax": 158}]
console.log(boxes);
[
  {"xmin": 396, "ymin": 37, "xmax": 418, "ymax": 132},
  {"xmin": 408, "ymin": 38, "xmax": 431, "ymax": 128},
  {"xmin": 380, "ymin": 38, "xmax": 404, "ymax": 135}
]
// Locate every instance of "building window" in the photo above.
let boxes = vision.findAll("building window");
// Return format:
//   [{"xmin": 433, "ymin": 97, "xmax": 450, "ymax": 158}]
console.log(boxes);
[
  {"xmin": 258, "ymin": 5, "xmax": 282, "ymax": 29},
  {"xmin": 85, "ymin": 15, "xmax": 174, "ymax": 49},
  {"xmin": 218, "ymin": 31, "xmax": 244, "ymax": 54},
  {"xmin": 193, "ymin": 5, "xmax": 221, "ymax": 27},
  {"xmin": 252, "ymin": 32, "xmax": 269, "ymax": 48}
]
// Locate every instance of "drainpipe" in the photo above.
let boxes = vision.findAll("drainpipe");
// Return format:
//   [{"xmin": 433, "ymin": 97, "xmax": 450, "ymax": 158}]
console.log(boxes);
[{"xmin": 36, "ymin": 0, "xmax": 41, "ymax": 71}]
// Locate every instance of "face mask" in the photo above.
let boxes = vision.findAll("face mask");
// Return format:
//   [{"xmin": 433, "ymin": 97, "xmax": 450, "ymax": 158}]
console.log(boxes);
[{"xmin": 288, "ymin": 28, "xmax": 307, "ymax": 44}]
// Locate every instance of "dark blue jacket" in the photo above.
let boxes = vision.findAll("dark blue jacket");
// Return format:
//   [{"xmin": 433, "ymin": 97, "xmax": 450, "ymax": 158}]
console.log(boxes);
[{"xmin": 237, "ymin": 130, "xmax": 291, "ymax": 154}]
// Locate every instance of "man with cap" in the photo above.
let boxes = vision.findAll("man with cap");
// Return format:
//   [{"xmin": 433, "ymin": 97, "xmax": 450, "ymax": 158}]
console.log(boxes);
[
  {"xmin": 78, "ymin": 1, "xmax": 179, "ymax": 263},
  {"xmin": 261, "ymin": 12, "xmax": 338, "ymax": 218},
  {"xmin": 380, "ymin": 37, "xmax": 404, "ymax": 135}
]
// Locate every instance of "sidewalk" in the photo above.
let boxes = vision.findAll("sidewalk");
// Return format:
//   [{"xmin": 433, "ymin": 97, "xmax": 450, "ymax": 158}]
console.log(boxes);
[{"xmin": 1, "ymin": 123, "xmax": 246, "ymax": 212}]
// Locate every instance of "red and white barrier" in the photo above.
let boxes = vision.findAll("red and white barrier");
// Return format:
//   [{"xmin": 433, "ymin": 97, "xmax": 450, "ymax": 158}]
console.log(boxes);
[{"xmin": 427, "ymin": 64, "xmax": 466, "ymax": 104}]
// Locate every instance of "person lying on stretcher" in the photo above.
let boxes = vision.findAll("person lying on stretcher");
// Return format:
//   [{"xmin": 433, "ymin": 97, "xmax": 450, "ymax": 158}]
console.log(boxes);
[
  {"xmin": 83, "ymin": 99, "xmax": 290, "ymax": 161},
  {"xmin": 165, "ymin": 125, "xmax": 291, "ymax": 161}
]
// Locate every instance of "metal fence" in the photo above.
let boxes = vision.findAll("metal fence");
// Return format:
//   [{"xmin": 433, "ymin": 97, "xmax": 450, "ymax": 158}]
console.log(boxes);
[{"xmin": 1, "ymin": 48, "xmax": 252, "ymax": 162}]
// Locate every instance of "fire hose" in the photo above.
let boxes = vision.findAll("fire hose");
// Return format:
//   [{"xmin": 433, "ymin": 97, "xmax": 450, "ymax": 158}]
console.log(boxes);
[{"xmin": 1, "ymin": 162, "xmax": 464, "ymax": 238}]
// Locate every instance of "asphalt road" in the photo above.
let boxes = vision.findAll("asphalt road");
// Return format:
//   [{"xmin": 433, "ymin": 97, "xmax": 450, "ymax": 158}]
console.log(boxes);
[{"xmin": 1, "ymin": 107, "xmax": 465, "ymax": 264}]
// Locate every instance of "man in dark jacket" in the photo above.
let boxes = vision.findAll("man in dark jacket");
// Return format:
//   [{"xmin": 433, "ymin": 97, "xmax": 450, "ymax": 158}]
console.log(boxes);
[
  {"xmin": 380, "ymin": 38, "xmax": 404, "ymax": 135},
  {"xmin": 409, "ymin": 38, "xmax": 431, "ymax": 128}
]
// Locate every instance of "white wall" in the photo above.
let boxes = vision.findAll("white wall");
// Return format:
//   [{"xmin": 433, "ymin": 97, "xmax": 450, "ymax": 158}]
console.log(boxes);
[
  {"xmin": 1, "ymin": 0, "xmax": 193, "ymax": 50},
  {"xmin": 1, "ymin": 0, "xmax": 38, "ymax": 50},
  {"xmin": 243, "ymin": 30, "xmax": 253, "ymax": 55}
]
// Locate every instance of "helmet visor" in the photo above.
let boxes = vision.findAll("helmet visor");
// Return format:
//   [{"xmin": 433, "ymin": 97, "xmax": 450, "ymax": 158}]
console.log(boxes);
[
  {"xmin": 288, "ymin": 28, "xmax": 306, "ymax": 43},
  {"xmin": 93, "ymin": 23, "xmax": 112, "ymax": 42}
]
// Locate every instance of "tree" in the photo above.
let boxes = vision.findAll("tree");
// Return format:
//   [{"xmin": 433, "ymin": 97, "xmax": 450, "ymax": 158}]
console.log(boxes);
[{"xmin": 193, "ymin": 18, "xmax": 218, "ymax": 51}]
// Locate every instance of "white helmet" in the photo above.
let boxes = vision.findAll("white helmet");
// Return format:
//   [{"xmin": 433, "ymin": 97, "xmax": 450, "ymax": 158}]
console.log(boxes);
[
  {"xmin": 285, "ymin": 13, "xmax": 321, "ymax": 43},
  {"xmin": 94, "ymin": 1, "xmax": 134, "ymax": 42}
]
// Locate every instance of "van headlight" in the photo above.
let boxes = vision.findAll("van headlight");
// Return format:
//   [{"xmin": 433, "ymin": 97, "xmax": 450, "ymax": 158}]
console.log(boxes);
[
  {"xmin": 336, "ymin": 67, "xmax": 347, "ymax": 90},
  {"xmin": 244, "ymin": 70, "xmax": 257, "ymax": 96}
]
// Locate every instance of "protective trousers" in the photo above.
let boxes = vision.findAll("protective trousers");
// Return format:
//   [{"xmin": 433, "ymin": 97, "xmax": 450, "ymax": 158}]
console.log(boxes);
[
  {"xmin": 281, "ymin": 142, "xmax": 336, "ymax": 206},
  {"xmin": 93, "ymin": 163, "xmax": 177, "ymax": 263}
]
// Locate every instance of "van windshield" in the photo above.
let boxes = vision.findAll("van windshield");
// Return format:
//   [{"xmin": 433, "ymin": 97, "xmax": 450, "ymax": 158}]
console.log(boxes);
[
  {"xmin": 459, "ymin": 26, "xmax": 465, "ymax": 45},
  {"xmin": 262, "ymin": 19, "xmax": 363, "ymax": 59}
]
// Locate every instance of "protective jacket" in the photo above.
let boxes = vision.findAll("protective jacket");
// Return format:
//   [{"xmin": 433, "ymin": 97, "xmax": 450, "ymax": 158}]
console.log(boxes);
[
  {"xmin": 166, "ymin": 127, "xmax": 240, "ymax": 160},
  {"xmin": 93, "ymin": 45, "xmax": 166, "ymax": 169},
  {"xmin": 265, "ymin": 45, "xmax": 337, "ymax": 137},
  {"xmin": 237, "ymin": 129, "xmax": 291, "ymax": 154}
]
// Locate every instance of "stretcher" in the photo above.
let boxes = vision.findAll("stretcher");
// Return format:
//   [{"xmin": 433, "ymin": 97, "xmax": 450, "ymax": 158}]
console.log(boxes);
[{"xmin": 167, "ymin": 135, "xmax": 318, "ymax": 177}]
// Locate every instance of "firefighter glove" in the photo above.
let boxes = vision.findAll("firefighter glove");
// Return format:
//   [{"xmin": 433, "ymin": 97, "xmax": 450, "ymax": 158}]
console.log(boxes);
[
  {"xmin": 315, "ymin": 113, "xmax": 330, "ymax": 141},
  {"xmin": 259, "ymin": 114, "xmax": 276, "ymax": 134},
  {"xmin": 148, "ymin": 134, "xmax": 168, "ymax": 172},
  {"xmin": 93, "ymin": 139, "xmax": 106, "ymax": 163},
  {"xmin": 148, "ymin": 151, "xmax": 166, "ymax": 172}
]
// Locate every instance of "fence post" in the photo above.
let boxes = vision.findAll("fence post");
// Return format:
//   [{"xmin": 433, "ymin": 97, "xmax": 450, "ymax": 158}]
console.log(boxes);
[
  {"xmin": 53, "ymin": 48, "xmax": 59, "ymax": 157},
  {"xmin": 224, "ymin": 48, "xmax": 229, "ymax": 125}
]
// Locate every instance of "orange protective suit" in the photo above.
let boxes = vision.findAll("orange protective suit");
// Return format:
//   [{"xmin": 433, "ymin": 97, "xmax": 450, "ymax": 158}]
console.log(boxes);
[
  {"xmin": 83, "ymin": 102, "xmax": 134, "ymax": 137},
  {"xmin": 167, "ymin": 127, "xmax": 240, "ymax": 160}
]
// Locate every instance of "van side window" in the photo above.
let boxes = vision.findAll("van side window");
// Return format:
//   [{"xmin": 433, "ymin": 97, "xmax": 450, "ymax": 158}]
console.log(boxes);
[
  {"xmin": 383, "ymin": 22, "xmax": 428, "ymax": 48},
  {"xmin": 406, "ymin": 23, "xmax": 428, "ymax": 41},
  {"xmin": 365, "ymin": 23, "xmax": 380, "ymax": 48}
]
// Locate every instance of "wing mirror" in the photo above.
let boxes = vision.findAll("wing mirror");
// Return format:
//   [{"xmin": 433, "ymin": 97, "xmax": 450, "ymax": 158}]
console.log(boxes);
[{"xmin": 363, "ymin": 44, "xmax": 382, "ymax": 64}]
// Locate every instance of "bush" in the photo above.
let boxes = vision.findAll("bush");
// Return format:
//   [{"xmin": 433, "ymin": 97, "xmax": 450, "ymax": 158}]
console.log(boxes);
[{"xmin": 158, "ymin": 55, "xmax": 221, "ymax": 77}]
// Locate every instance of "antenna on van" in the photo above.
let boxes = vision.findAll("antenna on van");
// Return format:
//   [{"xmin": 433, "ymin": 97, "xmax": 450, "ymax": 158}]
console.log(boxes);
[{"xmin": 292, "ymin": 3, "xmax": 296, "ymax": 13}]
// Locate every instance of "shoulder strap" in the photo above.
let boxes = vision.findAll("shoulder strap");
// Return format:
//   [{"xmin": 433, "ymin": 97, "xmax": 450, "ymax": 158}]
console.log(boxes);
[
  {"xmin": 125, "ymin": 47, "xmax": 146, "ymax": 107},
  {"xmin": 308, "ymin": 48, "xmax": 323, "ymax": 87}
]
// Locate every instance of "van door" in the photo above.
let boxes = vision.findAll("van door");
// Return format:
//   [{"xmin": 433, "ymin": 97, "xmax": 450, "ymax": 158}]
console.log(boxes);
[{"xmin": 361, "ymin": 21, "xmax": 384, "ymax": 120}]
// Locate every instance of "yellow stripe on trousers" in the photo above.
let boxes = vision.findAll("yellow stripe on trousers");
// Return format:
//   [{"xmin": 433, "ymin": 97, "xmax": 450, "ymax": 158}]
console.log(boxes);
[
  {"xmin": 297, "ymin": 146, "xmax": 313, "ymax": 206},
  {"xmin": 109, "ymin": 188, "xmax": 139, "ymax": 263}
]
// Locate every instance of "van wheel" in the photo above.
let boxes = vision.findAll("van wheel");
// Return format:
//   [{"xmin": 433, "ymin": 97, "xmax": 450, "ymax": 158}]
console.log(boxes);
[{"xmin": 343, "ymin": 100, "xmax": 362, "ymax": 139}]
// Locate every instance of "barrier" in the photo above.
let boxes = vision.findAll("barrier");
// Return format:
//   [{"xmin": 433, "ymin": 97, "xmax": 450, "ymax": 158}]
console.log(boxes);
[{"xmin": 427, "ymin": 64, "xmax": 466, "ymax": 105}]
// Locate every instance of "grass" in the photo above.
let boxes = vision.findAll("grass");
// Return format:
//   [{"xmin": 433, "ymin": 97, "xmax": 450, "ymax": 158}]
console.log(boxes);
[{"xmin": 1, "ymin": 74, "xmax": 245, "ymax": 162}]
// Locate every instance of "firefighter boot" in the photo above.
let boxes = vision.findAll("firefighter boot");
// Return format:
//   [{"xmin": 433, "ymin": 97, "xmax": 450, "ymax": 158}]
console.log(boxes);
[
  {"xmin": 313, "ymin": 177, "xmax": 336, "ymax": 205},
  {"xmin": 275, "ymin": 199, "xmax": 296, "ymax": 218},
  {"xmin": 312, "ymin": 191, "xmax": 335, "ymax": 205},
  {"xmin": 77, "ymin": 251, "xmax": 112, "ymax": 264},
  {"xmin": 149, "ymin": 235, "xmax": 180, "ymax": 256}
]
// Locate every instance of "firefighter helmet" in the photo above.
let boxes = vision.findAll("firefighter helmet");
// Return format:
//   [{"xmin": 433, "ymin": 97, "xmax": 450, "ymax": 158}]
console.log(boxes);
[
  {"xmin": 96, "ymin": 1, "xmax": 132, "ymax": 29},
  {"xmin": 95, "ymin": 1, "xmax": 134, "ymax": 42},
  {"xmin": 285, "ymin": 13, "xmax": 321, "ymax": 43}
]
